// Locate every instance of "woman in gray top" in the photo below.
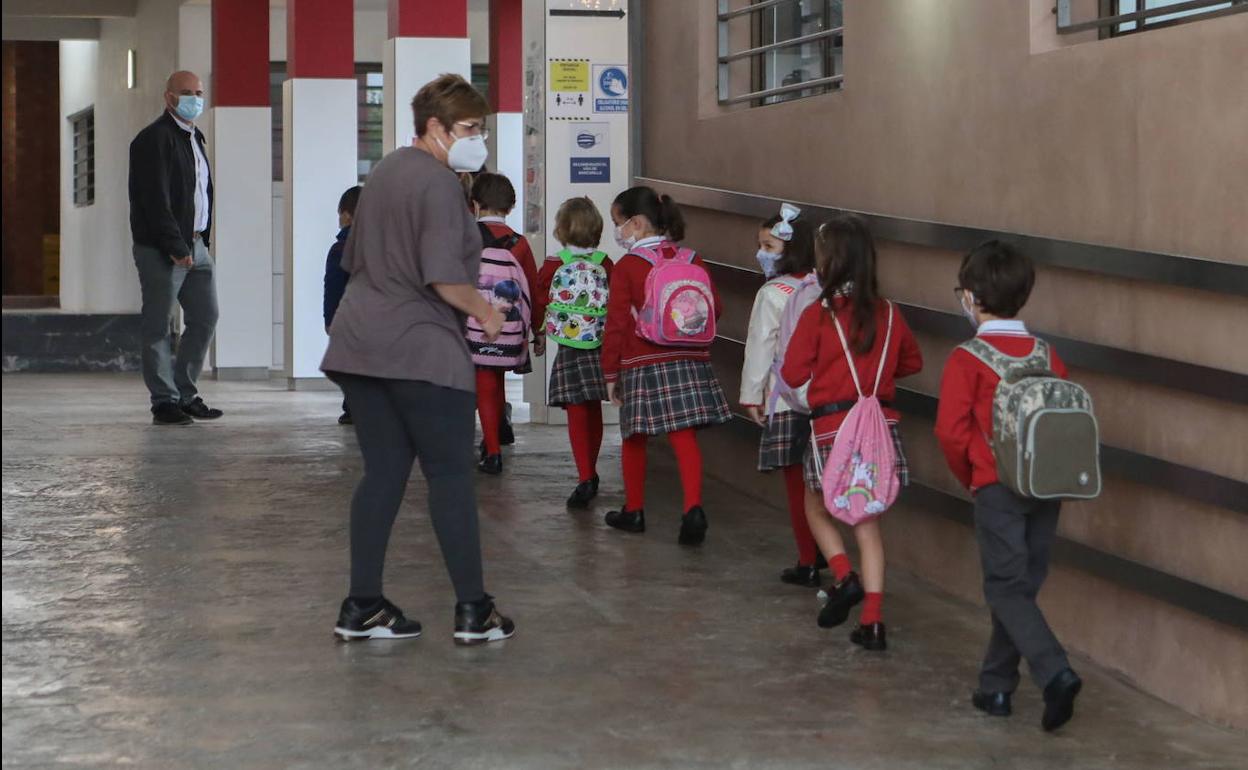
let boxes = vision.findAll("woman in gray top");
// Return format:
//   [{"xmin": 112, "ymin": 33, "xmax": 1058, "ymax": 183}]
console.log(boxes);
[{"xmin": 322, "ymin": 74, "xmax": 515, "ymax": 646}]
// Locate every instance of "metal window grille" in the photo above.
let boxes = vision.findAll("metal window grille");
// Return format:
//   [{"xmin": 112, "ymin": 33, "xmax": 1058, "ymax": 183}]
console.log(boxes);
[
  {"xmin": 1057, "ymin": 0, "xmax": 1247, "ymax": 35},
  {"xmin": 269, "ymin": 63, "xmax": 386, "ymax": 182},
  {"xmin": 718, "ymin": 0, "xmax": 843, "ymax": 106},
  {"xmin": 69, "ymin": 107, "xmax": 95, "ymax": 207}
]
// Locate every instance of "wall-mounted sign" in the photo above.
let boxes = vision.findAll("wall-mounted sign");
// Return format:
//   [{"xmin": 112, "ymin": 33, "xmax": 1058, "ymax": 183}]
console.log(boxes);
[
  {"xmin": 549, "ymin": 59, "xmax": 591, "ymax": 118},
  {"xmin": 592, "ymin": 64, "xmax": 628, "ymax": 113},
  {"xmin": 570, "ymin": 122, "xmax": 610, "ymax": 183}
]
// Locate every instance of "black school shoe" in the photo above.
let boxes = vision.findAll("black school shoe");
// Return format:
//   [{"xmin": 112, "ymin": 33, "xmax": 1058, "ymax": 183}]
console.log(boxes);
[
  {"xmin": 972, "ymin": 690, "xmax": 1013, "ymax": 717},
  {"xmin": 152, "ymin": 402, "xmax": 193, "ymax": 426},
  {"xmin": 567, "ymin": 475, "xmax": 600, "ymax": 509},
  {"xmin": 605, "ymin": 508, "xmax": 645, "ymax": 533},
  {"xmin": 499, "ymin": 412, "xmax": 515, "ymax": 446},
  {"xmin": 678, "ymin": 506, "xmax": 708, "ymax": 546},
  {"xmin": 1042, "ymin": 668, "xmax": 1083, "ymax": 732},
  {"xmin": 180, "ymin": 397, "xmax": 223, "ymax": 420},
  {"xmin": 817, "ymin": 572, "xmax": 865, "ymax": 628},
  {"xmin": 333, "ymin": 597, "xmax": 422, "ymax": 641},
  {"xmin": 454, "ymin": 594, "xmax": 516, "ymax": 646},
  {"xmin": 780, "ymin": 564, "xmax": 821, "ymax": 588},
  {"xmin": 478, "ymin": 454, "xmax": 503, "ymax": 475},
  {"xmin": 849, "ymin": 622, "xmax": 888, "ymax": 651}
]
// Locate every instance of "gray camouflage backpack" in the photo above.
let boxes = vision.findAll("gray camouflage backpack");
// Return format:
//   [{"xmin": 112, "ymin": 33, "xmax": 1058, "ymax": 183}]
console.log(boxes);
[{"xmin": 960, "ymin": 338, "xmax": 1102, "ymax": 500}]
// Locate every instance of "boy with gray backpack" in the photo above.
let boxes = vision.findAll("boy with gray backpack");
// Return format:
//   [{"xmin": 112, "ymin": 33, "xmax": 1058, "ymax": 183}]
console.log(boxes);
[{"xmin": 935, "ymin": 240, "xmax": 1100, "ymax": 733}]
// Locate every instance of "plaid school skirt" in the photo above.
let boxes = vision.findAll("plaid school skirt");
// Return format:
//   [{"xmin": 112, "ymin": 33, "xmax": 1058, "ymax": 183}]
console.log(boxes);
[
  {"xmin": 758, "ymin": 409, "xmax": 811, "ymax": 471},
  {"xmin": 619, "ymin": 359, "xmax": 732, "ymax": 439},
  {"xmin": 548, "ymin": 346, "xmax": 607, "ymax": 406},
  {"xmin": 804, "ymin": 422, "xmax": 910, "ymax": 492}
]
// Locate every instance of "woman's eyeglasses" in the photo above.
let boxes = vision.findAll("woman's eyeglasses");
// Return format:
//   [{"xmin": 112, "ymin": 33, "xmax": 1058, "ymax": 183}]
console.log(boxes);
[{"xmin": 454, "ymin": 121, "xmax": 489, "ymax": 140}]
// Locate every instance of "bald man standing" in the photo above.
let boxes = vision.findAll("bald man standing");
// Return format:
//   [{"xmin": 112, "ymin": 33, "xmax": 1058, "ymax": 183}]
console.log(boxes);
[{"xmin": 128, "ymin": 71, "xmax": 222, "ymax": 425}]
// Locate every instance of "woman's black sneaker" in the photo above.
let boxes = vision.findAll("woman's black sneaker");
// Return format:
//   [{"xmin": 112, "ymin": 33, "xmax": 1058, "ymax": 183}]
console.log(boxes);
[
  {"xmin": 678, "ymin": 506, "xmax": 708, "ymax": 546},
  {"xmin": 453, "ymin": 594, "xmax": 515, "ymax": 646},
  {"xmin": 849, "ymin": 622, "xmax": 887, "ymax": 651},
  {"xmin": 180, "ymin": 397, "xmax": 223, "ymax": 420},
  {"xmin": 333, "ymin": 597, "xmax": 422, "ymax": 641},
  {"xmin": 152, "ymin": 402, "xmax": 193, "ymax": 425},
  {"xmin": 605, "ymin": 508, "xmax": 645, "ymax": 533},
  {"xmin": 817, "ymin": 571, "xmax": 865, "ymax": 628},
  {"xmin": 478, "ymin": 454, "xmax": 503, "ymax": 475},
  {"xmin": 567, "ymin": 476, "xmax": 599, "ymax": 509},
  {"xmin": 780, "ymin": 564, "xmax": 821, "ymax": 588}
]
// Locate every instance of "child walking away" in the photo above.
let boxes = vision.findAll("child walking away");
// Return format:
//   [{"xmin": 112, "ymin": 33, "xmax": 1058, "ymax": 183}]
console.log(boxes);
[
  {"xmin": 739, "ymin": 203, "xmax": 824, "ymax": 587},
  {"xmin": 324, "ymin": 185, "xmax": 362, "ymax": 425},
  {"xmin": 470, "ymin": 172, "xmax": 541, "ymax": 475},
  {"xmin": 602, "ymin": 186, "xmax": 732, "ymax": 545},
  {"xmin": 781, "ymin": 214, "xmax": 922, "ymax": 651},
  {"xmin": 537, "ymin": 197, "xmax": 614, "ymax": 508},
  {"xmin": 936, "ymin": 240, "xmax": 1096, "ymax": 732}
]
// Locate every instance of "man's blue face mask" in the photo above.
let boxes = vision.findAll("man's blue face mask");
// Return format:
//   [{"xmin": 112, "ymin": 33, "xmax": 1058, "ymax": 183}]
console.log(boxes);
[{"xmin": 175, "ymin": 94, "xmax": 204, "ymax": 121}]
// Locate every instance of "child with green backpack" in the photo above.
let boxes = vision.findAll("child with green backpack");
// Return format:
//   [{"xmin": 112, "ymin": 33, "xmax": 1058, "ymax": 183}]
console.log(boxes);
[{"xmin": 537, "ymin": 197, "xmax": 614, "ymax": 508}]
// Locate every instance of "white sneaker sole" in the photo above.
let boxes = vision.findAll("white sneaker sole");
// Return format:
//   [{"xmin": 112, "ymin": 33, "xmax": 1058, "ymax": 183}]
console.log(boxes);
[
  {"xmin": 333, "ymin": 625, "xmax": 422, "ymax": 642},
  {"xmin": 453, "ymin": 626, "xmax": 515, "ymax": 646}
]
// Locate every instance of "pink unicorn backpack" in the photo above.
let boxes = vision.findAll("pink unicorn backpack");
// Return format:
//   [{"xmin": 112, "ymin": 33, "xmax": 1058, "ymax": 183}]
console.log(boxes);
[
  {"xmin": 631, "ymin": 242, "xmax": 716, "ymax": 348},
  {"xmin": 814, "ymin": 300, "xmax": 900, "ymax": 525},
  {"xmin": 766, "ymin": 273, "xmax": 822, "ymax": 420},
  {"xmin": 465, "ymin": 227, "xmax": 532, "ymax": 368}
]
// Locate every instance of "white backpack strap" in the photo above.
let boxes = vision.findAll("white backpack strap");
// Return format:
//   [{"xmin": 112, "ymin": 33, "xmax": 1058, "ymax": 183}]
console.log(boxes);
[
  {"xmin": 830, "ymin": 306, "xmax": 865, "ymax": 399},
  {"xmin": 872, "ymin": 301, "xmax": 895, "ymax": 395}
]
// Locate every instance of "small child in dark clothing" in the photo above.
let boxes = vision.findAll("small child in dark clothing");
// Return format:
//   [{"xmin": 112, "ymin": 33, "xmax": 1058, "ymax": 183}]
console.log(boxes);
[{"xmin": 324, "ymin": 185, "xmax": 361, "ymax": 425}]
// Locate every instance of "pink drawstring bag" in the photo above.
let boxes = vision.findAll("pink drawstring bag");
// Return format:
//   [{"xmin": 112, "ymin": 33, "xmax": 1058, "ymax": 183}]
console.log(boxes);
[{"xmin": 815, "ymin": 301, "xmax": 899, "ymax": 526}]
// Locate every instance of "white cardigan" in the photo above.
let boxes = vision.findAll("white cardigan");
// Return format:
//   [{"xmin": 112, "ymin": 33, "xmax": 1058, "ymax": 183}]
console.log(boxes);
[{"xmin": 739, "ymin": 275, "xmax": 808, "ymax": 413}]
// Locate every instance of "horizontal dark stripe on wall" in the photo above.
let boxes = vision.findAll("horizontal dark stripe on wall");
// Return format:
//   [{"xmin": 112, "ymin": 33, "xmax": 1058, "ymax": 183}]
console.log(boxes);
[
  {"xmin": 701, "ymin": 260, "xmax": 1247, "ymax": 405},
  {"xmin": 713, "ymin": 415, "xmax": 1248, "ymax": 633},
  {"xmin": 641, "ymin": 177, "xmax": 1248, "ymax": 297}
]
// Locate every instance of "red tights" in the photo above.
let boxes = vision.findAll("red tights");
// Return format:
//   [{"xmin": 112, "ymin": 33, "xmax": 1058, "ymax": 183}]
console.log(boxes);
[
  {"xmin": 782, "ymin": 465, "xmax": 818, "ymax": 566},
  {"xmin": 476, "ymin": 368, "xmax": 506, "ymax": 455},
  {"xmin": 622, "ymin": 429, "xmax": 702, "ymax": 512},
  {"xmin": 565, "ymin": 401, "xmax": 604, "ymax": 482}
]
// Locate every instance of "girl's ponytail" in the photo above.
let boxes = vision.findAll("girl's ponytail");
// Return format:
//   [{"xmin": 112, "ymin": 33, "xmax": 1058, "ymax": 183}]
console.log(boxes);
[{"xmin": 658, "ymin": 194, "xmax": 686, "ymax": 242}]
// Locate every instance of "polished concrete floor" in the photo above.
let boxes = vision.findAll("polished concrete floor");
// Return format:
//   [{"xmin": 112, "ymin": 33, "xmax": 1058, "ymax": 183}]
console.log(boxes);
[{"xmin": 3, "ymin": 373, "xmax": 1246, "ymax": 769}]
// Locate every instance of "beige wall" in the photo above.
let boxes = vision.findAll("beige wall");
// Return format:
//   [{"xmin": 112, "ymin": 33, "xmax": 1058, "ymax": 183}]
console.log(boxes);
[{"xmin": 638, "ymin": 1, "xmax": 1248, "ymax": 729}]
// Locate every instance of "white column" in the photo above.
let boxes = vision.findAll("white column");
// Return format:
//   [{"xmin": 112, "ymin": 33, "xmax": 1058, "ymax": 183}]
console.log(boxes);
[
  {"xmin": 283, "ymin": 78, "xmax": 358, "ymax": 387},
  {"xmin": 382, "ymin": 37, "xmax": 471, "ymax": 153},
  {"xmin": 211, "ymin": 107, "xmax": 274, "ymax": 379},
  {"xmin": 492, "ymin": 111, "xmax": 525, "ymax": 234}
]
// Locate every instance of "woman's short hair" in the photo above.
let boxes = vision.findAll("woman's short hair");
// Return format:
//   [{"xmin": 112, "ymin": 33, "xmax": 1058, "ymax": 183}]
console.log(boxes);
[
  {"xmin": 411, "ymin": 74, "xmax": 490, "ymax": 137},
  {"xmin": 554, "ymin": 197, "xmax": 604, "ymax": 249}
]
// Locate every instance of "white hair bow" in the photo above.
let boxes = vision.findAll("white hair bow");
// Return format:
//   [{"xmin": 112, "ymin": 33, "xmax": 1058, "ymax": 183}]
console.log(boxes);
[{"xmin": 770, "ymin": 203, "xmax": 801, "ymax": 241}]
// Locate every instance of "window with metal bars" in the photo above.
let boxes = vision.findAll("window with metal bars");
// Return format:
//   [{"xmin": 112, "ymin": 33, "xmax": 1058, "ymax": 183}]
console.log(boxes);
[
  {"xmin": 1057, "ymin": 0, "xmax": 1246, "ymax": 38},
  {"xmin": 718, "ymin": 0, "xmax": 843, "ymax": 107},
  {"xmin": 69, "ymin": 107, "xmax": 94, "ymax": 208}
]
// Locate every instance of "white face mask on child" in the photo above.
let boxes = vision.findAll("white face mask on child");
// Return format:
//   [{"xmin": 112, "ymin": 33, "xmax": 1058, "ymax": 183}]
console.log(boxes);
[
  {"xmin": 755, "ymin": 249, "xmax": 780, "ymax": 279},
  {"xmin": 960, "ymin": 290, "xmax": 979, "ymax": 329},
  {"xmin": 614, "ymin": 221, "xmax": 637, "ymax": 250}
]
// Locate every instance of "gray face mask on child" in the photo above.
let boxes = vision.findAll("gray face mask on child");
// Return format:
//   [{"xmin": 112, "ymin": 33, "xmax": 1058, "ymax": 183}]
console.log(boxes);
[{"xmin": 960, "ymin": 291, "xmax": 979, "ymax": 329}]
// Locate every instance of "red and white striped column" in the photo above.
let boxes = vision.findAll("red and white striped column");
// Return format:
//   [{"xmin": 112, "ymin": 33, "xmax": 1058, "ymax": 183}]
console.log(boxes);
[
  {"xmin": 490, "ymin": 0, "xmax": 524, "ymax": 234},
  {"xmin": 210, "ymin": 0, "xmax": 272, "ymax": 379},
  {"xmin": 283, "ymin": 0, "xmax": 357, "ymax": 386},
  {"xmin": 383, "ymin": 0, "xmax": 471, "ymax": 153}
]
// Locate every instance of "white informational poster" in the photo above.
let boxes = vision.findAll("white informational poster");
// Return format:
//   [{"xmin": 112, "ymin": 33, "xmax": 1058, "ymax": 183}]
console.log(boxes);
[
  {"xmin": 592, "ymin": 64, "xmax": 628, "ymax": 113},
  {"xmin": 548, "ymin": 59, "xmax": 592, "ymax": 118}
]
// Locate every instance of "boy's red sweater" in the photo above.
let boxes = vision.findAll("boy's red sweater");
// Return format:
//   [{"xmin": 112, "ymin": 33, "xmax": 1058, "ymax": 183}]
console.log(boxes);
[
  {"xmin": 534, "ymin": 250, "xmax": 615, "ymax": 328},
  {"xmin": 482, "ymin": 220, "xmax": 542, "ymax": 334},
  {"xmin": 780, "ymin": 297, "xmax": 923, "ymax": 435},
  {"xmin": 600, "ymin": 242, "xmax": 722, "ymax": 382},
  {"xmin": 934, "ymin": 326, "xmax": 1069, "ymax": 491}
]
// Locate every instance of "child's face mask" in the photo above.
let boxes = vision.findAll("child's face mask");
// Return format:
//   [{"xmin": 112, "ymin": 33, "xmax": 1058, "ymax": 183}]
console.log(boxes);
[
  {"xmin": 755, "ymin": 249, "xmax": 780, "ymax": 278},
  {"xmin": 959, "ymin": 290, "xmax": 979, "ymax": 329}
]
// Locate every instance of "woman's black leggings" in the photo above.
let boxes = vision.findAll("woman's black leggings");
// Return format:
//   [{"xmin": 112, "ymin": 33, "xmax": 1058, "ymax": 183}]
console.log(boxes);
[{"xmin": 332, "ymin": 373, "xmax": 486, "ymax": 604}]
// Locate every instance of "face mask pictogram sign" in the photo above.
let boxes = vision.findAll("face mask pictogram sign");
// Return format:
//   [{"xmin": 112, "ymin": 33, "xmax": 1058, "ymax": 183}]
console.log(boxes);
[{"xmin": 569, "ymin": 122, "xmax": 610, "ymax": 183}]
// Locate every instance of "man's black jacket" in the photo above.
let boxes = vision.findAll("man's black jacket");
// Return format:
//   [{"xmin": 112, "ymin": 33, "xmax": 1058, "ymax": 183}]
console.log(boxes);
[{"xmin": 128, "ymin": 111, "xmax": 213, "ymax": 257}]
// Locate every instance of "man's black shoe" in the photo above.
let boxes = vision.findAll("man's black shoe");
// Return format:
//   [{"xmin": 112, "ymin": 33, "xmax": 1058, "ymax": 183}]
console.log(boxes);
[
  {"xmin": 1042, "ymin": 668, "xmax": 1082, "ymax": 732},
  {"xmin": 333, "ymin": 596, "xmax": 422, "ymax": 641},
  {"xmin": 478, "ymin": 454, "xmax": 503, "ymax": 475},
  {"xmin": 567, "ymin": 477, "xmax": 599, "ymax": 509},
  {"xmin": 817, "ymin": 571, "xmax": 865, "ymax": 628},
  {"xmin": 780, "ymin": 564, "xmax": 821, "ymax": 588},
  {"xmin": 972, "ymin": 690, "xmax": 1013, "ymax": 717},
  {"xmin": 180, "ymin": 397, "xmax": 223, "ymax": 420},
  {"xmin": 152, "ymin": 402, "xmax": 193, "ymax": 425},
  {"xmin": 453, "ymin": 594, "xmax": 515, "ymax": 646},
  {"xmin": 849, "ymin": 622, "xmax": 887, "ymax": 651},
  {"xmin": 605, "ymin": 508, "xmax": 645, "ymax": 533},
  {"xmin": 338, "ymin": 411, "xmax": 353, "ymax": 425},
  {"xmin": 678, "ymin": 506, "xmax": 708, "ymax": 546}
]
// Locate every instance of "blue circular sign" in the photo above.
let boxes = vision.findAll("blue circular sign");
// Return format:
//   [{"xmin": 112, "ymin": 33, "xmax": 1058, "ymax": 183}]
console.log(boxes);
[{"xmin": 598, "ymin": 67, "xmax": 627, "ymax": 97}]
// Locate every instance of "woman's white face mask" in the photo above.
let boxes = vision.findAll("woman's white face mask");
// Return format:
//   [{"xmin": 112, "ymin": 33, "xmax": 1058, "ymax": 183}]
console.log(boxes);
[{"xmin": 435, "ymin": 125, "xmax": 489, "ymax": 173}]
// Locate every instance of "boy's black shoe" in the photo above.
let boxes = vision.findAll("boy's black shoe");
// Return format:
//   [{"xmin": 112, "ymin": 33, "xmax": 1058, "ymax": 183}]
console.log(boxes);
[
  {"xmin": 478, "ymin": 454, "xmax": 503, "ymax": 475},
  {"xmin": 849, "ymin": 622, "xmax": 888, "ymax": 651},
  {"xmin": 500, "ymin": 402, "xmax": 515, "ymax": 446},
  {"xmin": 817, "ymin": 572, "xmax": 865, "ymax": 628},
  {"xmin": 338, "ymin": 411, "xmax": 353, "ymax": 425},
  {"xmin": 152, "ymin": 402, "xmax": 193, "ymax": 426},
  {"xmin": 453, "ymin": 594, "xmax": 515, "ymax": 646},
  {"xmin": 1042, "ymin": 668, "xmax": 1082, "ymax": 732},
  {"xmin": 780, "ymin": 564, "xmax": 821, "ymax": 588},
  {"xmin": 180, "ymin": 397, "xmax": 223, "ymax": 420},
  {"xmin": 678, "ymin": 506, "xmax": 708, "ymax": 546},
  {"xmin": 605, "ymin": 508, "xmax": 645, "ymax": 533},
  {"xmin": 567, "ymin": 476, "xmax": 599, "ymax": 509},
  {"xmin": 333, "ymin": 597, "xmax": 422, "ymax": 641},
  {"xmin": 972, "ymin": 690, "xmax": 1013, "ymax": 717}
]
